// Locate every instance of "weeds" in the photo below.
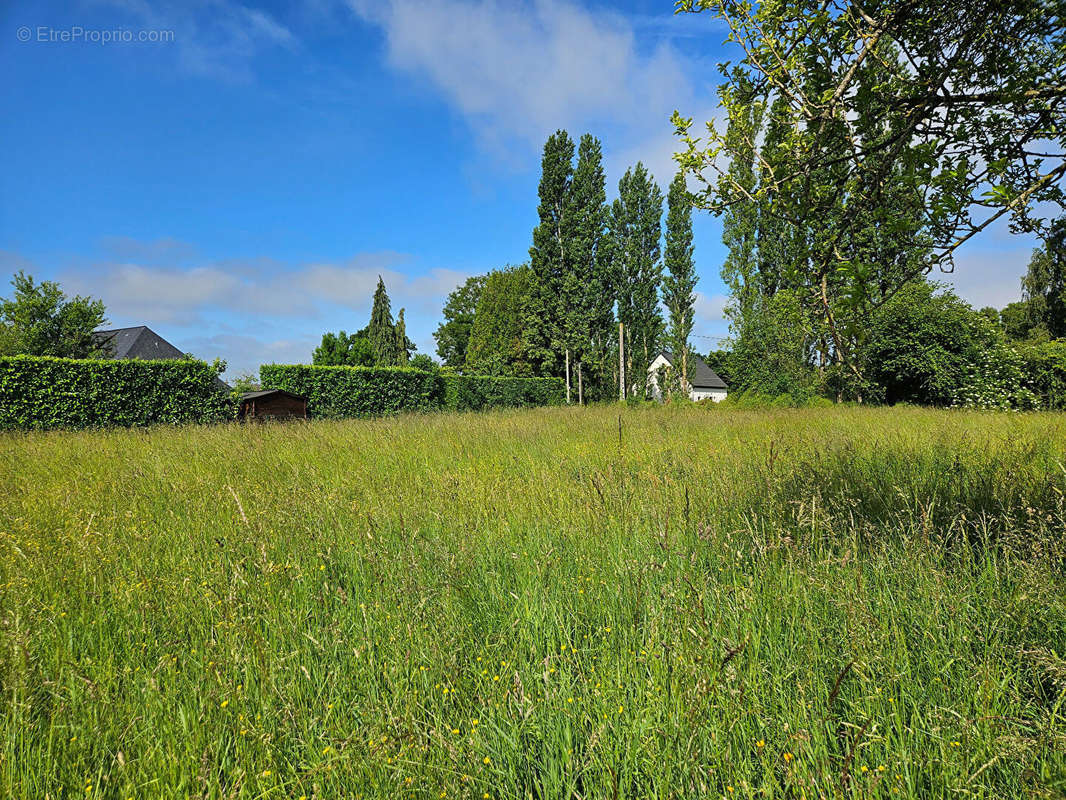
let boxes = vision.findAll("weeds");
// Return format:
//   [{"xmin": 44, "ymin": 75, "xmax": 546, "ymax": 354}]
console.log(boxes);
[{"xmin": 0, "ymin": 404, "xmax": 1064, "ymax": 798}]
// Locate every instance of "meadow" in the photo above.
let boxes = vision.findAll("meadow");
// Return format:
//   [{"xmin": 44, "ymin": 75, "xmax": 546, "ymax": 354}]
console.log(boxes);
[{"xmin": 1, "ymin": 404, "xmax": 1065, "ymax": 799}]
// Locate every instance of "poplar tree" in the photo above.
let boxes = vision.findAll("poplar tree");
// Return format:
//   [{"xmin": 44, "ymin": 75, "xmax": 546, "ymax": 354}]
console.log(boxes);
[
  {"xmin": 561, "ymin": 134, "xmax": 610, "ymax": 402},
  {"xmin": 524, "ymin": 130, "xmax": 574, "ymax": 378},
  {"xmin": 662, "ymin": 172, "xmax": 697, "ymax": 388},
  {"xmin": 609, "ymin": 163, "xmax": 664, "ymax": 396},
  {"xmin": 369, "ymin": 276, "xmax": 398, "ymax": 366}
]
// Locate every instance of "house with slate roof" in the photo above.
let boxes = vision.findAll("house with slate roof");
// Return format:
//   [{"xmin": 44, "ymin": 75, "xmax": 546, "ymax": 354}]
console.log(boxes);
[
  {"xmin": 647, "ymin": 350, "xmax": 728, "ymax": 403},
  {"xmin": 92, "ymin": 326, "xmax": 229, "ymax": 390}
]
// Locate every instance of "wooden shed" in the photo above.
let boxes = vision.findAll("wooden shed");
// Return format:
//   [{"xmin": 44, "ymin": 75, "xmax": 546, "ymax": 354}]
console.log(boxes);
[{"xmin": 238, "ymin": 389, "xmax": 309, "ymax": 421}]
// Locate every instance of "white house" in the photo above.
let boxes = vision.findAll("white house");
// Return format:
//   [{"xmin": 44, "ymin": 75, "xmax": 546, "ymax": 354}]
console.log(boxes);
[{"xmin": 648, "ymin": 350, "xmax": 728, "ymax": 402}]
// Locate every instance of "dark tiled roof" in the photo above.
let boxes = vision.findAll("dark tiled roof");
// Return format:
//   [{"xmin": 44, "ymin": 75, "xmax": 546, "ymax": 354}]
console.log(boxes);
[
  {"xmin": 240, "ymin": 389, "xmax": 307, "ymax": 401},
  {"xmin": 93, "ymin": 326, "xmax": 186, "ymax": 360},
  {"xmin": 658, "ymin": 351, "xmax": 728, "ymax": 389},
  {"xmin": 93, "ymin": 326, "xmax": 230, "ymax": 390}
]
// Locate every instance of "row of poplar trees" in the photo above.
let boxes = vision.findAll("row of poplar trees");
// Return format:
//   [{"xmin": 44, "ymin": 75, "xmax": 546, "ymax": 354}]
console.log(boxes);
[{"xmin": 521, "ymin": 129, "xmax": 697, "ymax": 402}]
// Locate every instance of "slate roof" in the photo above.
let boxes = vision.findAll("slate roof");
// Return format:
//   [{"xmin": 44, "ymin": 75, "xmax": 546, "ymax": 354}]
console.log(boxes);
[
  {"xmin": 93, "ymin": 326, "xmax": 230, "ymax": 390},
  {"xmin": 657, "ymin": 351, "xmax": 728, "ymax": 389},
  {"xmin": 93, "ymin": 326, "xmax": 186, "ymax": 360}
]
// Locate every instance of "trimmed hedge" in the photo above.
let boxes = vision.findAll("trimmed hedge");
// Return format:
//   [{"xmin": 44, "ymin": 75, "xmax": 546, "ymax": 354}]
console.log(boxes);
[
  {"xmin": 259, "ymin": 364, "xmax": 442, "ymax": 419},
  {"xmin": 260, "ymin": 363, "xmax": 564, "ymax": 418},
  {"xmin": 0, "ymin": 355, "xmax": 234, "ymax": 431},
  {"xmin": 440, "ymin": 373, "xmax": 565, "ymax": 411}
]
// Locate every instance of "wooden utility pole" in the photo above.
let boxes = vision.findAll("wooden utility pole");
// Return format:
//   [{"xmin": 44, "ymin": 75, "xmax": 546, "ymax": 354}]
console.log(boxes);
[
  {"xmin": 618, "ymin": 322, "xmax": 625, "ymax": 402},
  {"xmin": 565, "ymin": 348, "xmax": 571, "ymax": 404}
]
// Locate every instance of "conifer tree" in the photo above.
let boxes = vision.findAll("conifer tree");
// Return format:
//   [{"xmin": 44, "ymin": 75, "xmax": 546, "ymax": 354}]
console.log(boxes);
[
  {"xmin": 369, "ymin": 276, "xmax": 398, "ymax": 366},
  {"xmin": 394, "ymin": 308, "xmax": 410, "ymax": 365},
  {"xmin": 662, "ymin": 171, "xmax": 697, "ymax": 389}
]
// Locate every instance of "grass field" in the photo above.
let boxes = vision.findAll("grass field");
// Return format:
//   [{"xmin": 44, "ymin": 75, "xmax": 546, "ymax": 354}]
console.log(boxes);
[{"xmin": 2, "ymin": 404, "xmax": 1066, "ymax": 799}]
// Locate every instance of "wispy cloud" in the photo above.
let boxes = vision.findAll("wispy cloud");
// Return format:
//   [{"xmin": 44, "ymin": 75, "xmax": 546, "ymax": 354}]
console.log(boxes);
[
  {"xmin": 27, "ymin": 243, "xmax": 473, "ymax": 375},
  {"xmin": 102, "ymin": 0, "xmax": 297, "ymax": 82},
  {"xmin": 347, "ymin": 0, "xmax": 697, "ymax": 159}
]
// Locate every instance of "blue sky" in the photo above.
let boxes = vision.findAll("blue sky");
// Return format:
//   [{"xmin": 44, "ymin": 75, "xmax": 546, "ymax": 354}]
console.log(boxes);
[{"xmin": 0, "ymin": 0, "xmax": 1041, "ymax": 378}]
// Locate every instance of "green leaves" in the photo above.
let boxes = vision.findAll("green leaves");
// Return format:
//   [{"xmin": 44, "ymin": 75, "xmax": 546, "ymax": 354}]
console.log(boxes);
[
  {"xmin": 434, "ymin": 275, "xmax": 487, "ymax": 367},
  {"xmin": 0, "ymin": 271, "xmax": 108, "ymax": 359},
  {"xmin": 259, "ymin": 364, "xmax": 564, "ymax": 419},
  {"xmin": 0, "ymin": 355, "xmax": 234, "ymax": 431}
]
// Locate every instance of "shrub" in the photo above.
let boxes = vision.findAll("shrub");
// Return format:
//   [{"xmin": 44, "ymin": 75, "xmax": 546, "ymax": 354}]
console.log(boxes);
[
  {"xmin": 1018, "ymin": 339, "xmax": 1066, "ymax": 409},
  {"xmin": 260, "ymin": 364, "xmax": 564, "ymax": 418},
  {"xmin": 0, "ymin": 354, "xmax": 234, "ymax": 431}
]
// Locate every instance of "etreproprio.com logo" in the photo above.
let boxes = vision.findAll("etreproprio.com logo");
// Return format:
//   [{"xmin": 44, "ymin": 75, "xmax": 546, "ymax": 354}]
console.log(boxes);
[{"xmin": 16, "ymin": 25, "xmax": 175, "ymax": 44}]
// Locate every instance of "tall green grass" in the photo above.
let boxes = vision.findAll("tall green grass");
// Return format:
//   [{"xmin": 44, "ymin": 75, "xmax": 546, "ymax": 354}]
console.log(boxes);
[{"xmin": 1, "ymin": 404, "xmax": 1064, "ymax": 798}]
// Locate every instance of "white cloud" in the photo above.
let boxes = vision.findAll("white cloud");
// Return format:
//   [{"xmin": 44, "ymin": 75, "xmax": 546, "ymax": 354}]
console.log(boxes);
[
  {"xmin": 36, "ymin": 243, "xmax": 474, "ymax": 376},
  {"xmin": 348, "ymin": 0, "xmax": 696, "ymax": 155},
  {"xmin": 178, "ymin": 331, "xmax": 320, "ymax": 378},
  {"xmin": 103, "ymin": 0, "xmax": 296, "ymax": 82},
  {"xmin": 60, "ymin": 250, "xmax": 442, "ymax": 321}
]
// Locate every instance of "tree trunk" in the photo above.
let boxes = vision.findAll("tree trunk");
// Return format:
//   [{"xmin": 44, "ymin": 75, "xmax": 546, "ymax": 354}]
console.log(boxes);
[
  {"xmin": 681, "ymin": 345, "xmax": 689, "ymax": 394},
  {"xmin": 565, "ymin": 348, "xmax": 571, "ymax": 404},
  {"xmin": 618, "ymin": 322, "xmax": 625, "ymax": 402},
  {"xmin": 577, "ymin": 361, "xmax": 583, "ymax": 405}
]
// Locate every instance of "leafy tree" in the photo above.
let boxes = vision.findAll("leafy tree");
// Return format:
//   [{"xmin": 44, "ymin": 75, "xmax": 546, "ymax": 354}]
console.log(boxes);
[
  {"xmin": 1000, "ymin": 301, "xmax": 1036, "ymax": 341},
  {"xmin": 434, "ymin": 275, "xmax": 487, "ymax": 368},
  {"xmin": 608, "ymin": 163, "xmax": 664, "ymax": 397},
  {"xmin": 312, "ymin": 329, "xmax": 375, "ymax": 367},
  {"xmin": 467, "ymin": 264, "xmax": 535, "ymax": 377},
  {"xmin": 369, "ymin": 276, "xmax": 399, "ymax": 366},
  {"xmin": 662, "ymin": 172, "xmax": 697, "ymax": 387},
  {"xmin": 703, "ymin": 349, "xmax": 734, "ymax": 387},
  {"xmin": 408, "ymin": 353, "xmax": 438, "ymax": 372},
  {"xmin": 560, "ymin": 134, "xmax": 611, "ymax": 402},
  {"xmin": 675, "ymin": 0, "xmax": 1064, "ymax": 391},
  {"xmin": 230, "ymin": 372, "xmax": 261, "ymax": 394},
  {"xmin": 727, "ymin": 289, "xmax": 819, "ymax": 401},
  {"xmin": 1018, "ymin": 339, "xmax": 1066, "ymax": 409},
  {"xmin": 524, "ymin": 130, "xmax": 574, "ymax": 377},
  {"xmin": 863, "ymin": 281, "xmax": 1032, "ymax": 407},
  {"xmin": 719, "ymin": 74, "xmax": 766, "ymax": 320},
  {"xmin": 1022, "ymin": 217, "xmax": 1066, "ymax": 339},
  {"xmin": 0, "ymin": 271, "xmax": 108, "ymax": 358}
]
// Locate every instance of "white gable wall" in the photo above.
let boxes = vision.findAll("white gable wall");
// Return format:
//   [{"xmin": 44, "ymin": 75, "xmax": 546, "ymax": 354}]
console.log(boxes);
[{"xmin": 647, "ymin": 353, "xmax": 727, "ymax": 403}]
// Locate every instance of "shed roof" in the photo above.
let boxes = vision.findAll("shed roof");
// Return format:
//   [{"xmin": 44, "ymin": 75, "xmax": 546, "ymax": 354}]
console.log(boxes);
[
  {"xmin": 240, "ymin": 389, "xmax": 308, "ymax": 402},
  {"xmin": 656, "ymin": 351, "xmax": 728, "ymax": 389}
]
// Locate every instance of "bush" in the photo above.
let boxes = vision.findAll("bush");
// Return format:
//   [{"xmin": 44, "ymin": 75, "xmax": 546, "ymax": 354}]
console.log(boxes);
[
  {"xmin": 1018, "ymin": 339, "xmax": 1066, "ymax": 409},
  {"xmin": 0, "ymin": 354, "xmax": 234, "ymax": 431},
  {"xmin": 260, "ymin": 364, "xmax": 564, "ymax": 418}
]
